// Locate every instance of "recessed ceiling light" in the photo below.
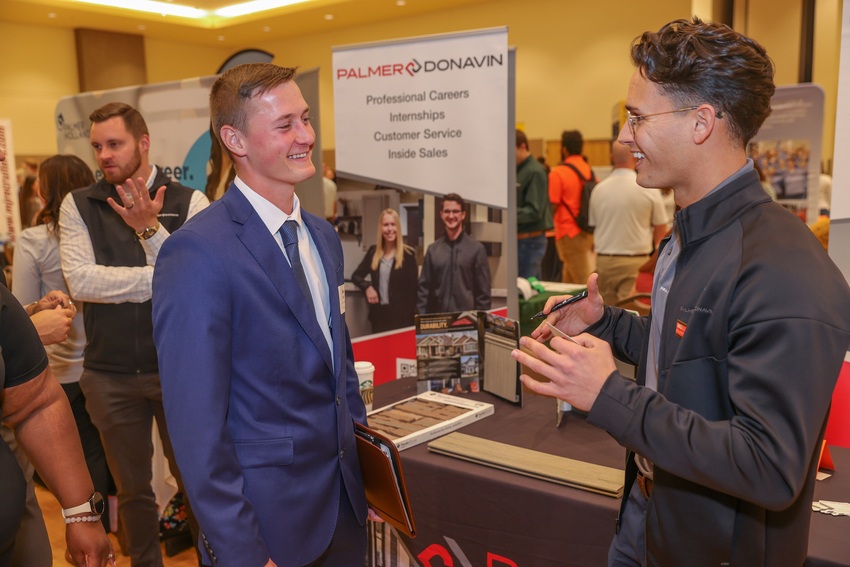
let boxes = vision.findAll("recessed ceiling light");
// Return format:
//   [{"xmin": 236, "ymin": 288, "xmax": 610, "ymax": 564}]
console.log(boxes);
[
  {"xmin": 47, "ymin": 12, "xmax": 57, "ymax": 18},
  {"xmin": 396, "ymin": 0, "xmax": 407, "ymax": 6},
  {"xmin": 138, "ymin": 24, "xmax": 146, "ymax": 30},
  {"xmin": 215, "ymin": 0, "xmax": 309, "ymax": 18},
  {"xmin": 263, "ymin": 26, "xmax": 271, "ymax": 32},
  {"xmin": 324, "ymin": 14, "xmax": 334, "ymax": 20},
  {"xmin": 73, "ymin": 0, "xmax": 206, "ymax": 19},
  {"xmin": 217, "ymin": 35, "xmax": 226, "ymax": 41}
]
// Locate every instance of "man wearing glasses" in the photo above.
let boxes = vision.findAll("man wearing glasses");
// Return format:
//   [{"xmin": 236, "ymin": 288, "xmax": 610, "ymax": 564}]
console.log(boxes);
[
  {"xmin": 515, "ymin": 18, "xmax": 850, "ymax": 566},
  {"xmin": 417, "ymin": 193, "xmax": 491, "ymax": 314}
]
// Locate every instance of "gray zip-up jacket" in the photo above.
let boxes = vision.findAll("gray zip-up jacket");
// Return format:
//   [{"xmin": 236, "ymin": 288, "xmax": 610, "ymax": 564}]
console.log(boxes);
[{"xmin": 586, "ymin": 169, "xmax": 850, "ymax": 566}]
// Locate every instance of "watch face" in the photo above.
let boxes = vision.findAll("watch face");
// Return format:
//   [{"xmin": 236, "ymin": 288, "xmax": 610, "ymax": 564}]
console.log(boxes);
[{"xmin": 91, "ymin": 492, "xmax": 105, "ymax": 515}]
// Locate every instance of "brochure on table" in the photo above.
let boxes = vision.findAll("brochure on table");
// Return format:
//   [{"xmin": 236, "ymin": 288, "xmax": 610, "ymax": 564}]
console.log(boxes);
[{"xmin": 414, "ymin": 311, "xmax": 522, "ymax": 404}]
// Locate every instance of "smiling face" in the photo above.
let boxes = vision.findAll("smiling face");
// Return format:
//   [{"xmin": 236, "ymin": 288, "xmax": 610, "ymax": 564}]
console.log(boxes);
[
  {"xmin": 90, "ymin": 116, "xmax": 148, "ymax": 185},
  {"xmin": 234, "ymin": 81, "xmax": 316, "ymax": 195},
  {"xmin": 617, "ymin": 70, "xmax": 695, "ymax": 193},
  {"xmin": 440, "ymin": 200, "xmax": 466, "ymax": 235},
  {"xmin": 381, "ymin": 212, "xmax": 398, "ymax": 245}
]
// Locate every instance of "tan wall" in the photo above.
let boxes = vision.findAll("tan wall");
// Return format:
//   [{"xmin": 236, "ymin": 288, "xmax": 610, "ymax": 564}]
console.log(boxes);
[
  {"xmin": 743, "ymin": 0, "xmax": 803, "ymax": 87},
  {"xmin": 144, "ymin": 39, "xmax": 233, "ymax": 84},
  {"xmin": 0, "ymin": 22, "xmax": 233, "ymax": 157},
  {"xmin": 814, "ymin": 0, "xmax": 842, "ymax": 170},
  {"xmin": 0, "ymin": 0, "xmax": 843, "ymax": 164},
  {"xmin": 0, "ymin": 22, "xmax": 78, "ymax": 156},
  {"xmin": 75, "ymin": 29, "xmax": 147, "ymax": 92}
]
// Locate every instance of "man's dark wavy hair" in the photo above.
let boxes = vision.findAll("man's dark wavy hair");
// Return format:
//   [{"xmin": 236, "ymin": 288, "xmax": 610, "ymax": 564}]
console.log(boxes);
[{"xmin": 630, "ymin": 17, "xmax": 775, "ymax": 147}]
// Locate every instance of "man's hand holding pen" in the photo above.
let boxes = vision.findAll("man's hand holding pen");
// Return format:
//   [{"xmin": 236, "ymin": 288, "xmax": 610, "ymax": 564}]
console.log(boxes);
[
  {"xmin": 529, "ymin": 274, "xmax": 606, "ymax": 342},
  {"xmin": 511, "ymin": 274, "xmax": 614, "ymax": 412}
]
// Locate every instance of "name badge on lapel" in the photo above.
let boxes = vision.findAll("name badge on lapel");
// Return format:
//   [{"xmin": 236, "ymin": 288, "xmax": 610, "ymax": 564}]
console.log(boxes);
[{"xmin": 339, "ymin": 284, "xmax": 346, "ymax": 314}]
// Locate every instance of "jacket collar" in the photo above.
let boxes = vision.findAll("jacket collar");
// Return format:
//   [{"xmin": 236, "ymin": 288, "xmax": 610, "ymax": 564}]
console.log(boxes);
[
  {"xmin": 221, "ymin": 185, "xmax": 336, "ymax": 376},
  {"xmin": 674, "ymin": 169, "xmax": 769, "ymax": 248}
]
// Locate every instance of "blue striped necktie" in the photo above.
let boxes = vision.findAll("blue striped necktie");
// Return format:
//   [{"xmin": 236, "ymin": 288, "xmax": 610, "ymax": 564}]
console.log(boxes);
[{"xmin": 279, "ymin": 219, "xmax": 316, "ymax": 316}]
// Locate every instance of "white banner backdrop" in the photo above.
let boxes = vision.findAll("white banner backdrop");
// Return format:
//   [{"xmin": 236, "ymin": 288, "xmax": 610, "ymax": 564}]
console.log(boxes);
[
  {"xmin": 828, "ymin": 0, "xmax": 850, "ymax": 283},
  {"xmin": 333, "ymin": 28, "xmax": 508, "ymax": 208},
  {"xmin": 55, "ymin": 75, "xmax": 220, "ymax": 192},
  {"xmin": 833, "ymin": 0, "xmax": 850, "ymax": 220}
]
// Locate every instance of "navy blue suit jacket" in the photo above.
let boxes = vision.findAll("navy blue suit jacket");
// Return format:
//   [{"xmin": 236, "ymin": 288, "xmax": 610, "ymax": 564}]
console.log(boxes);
[{"xmin": 152, "ymin": 186, "xmax": 367, "ymax": 566}]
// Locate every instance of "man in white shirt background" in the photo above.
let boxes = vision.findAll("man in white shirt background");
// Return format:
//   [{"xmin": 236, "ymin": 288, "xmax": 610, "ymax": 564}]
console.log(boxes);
[
  {"xmin": 589, "ymin": 141, "xmax": 669, "ymax": 303},
  {"xmin": 59, "ymin": 102, "xmax": 209, "ymax": 567}
]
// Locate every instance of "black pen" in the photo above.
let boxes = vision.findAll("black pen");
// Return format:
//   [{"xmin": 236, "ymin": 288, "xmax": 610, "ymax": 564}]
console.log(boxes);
[{"xmin": 531, "ymin": 289, "xmax": 588, "ymax": 320}]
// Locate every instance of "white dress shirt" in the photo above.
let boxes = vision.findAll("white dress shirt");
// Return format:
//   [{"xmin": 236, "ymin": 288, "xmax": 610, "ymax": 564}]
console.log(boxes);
[
  {"xmin": 233, "ymin": 177, "xmax": 333, "ymax": 358},
  {"xmin": 59, "ymin": 165, "xmax": 210, "ymax": 304}
]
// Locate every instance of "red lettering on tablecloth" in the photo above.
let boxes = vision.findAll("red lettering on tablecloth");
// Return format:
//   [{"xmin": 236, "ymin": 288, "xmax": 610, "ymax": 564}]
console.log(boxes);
[
  {"xmin": 418, "ymin": 543, "xmax": 454, "ymax": 566},
  {"xmin": 488, "ymin": 552, "xmax": 519, "ymax": 567}
]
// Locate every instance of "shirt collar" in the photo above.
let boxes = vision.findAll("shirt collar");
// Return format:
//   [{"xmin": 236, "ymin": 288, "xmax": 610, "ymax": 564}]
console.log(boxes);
[
  {"xmin": 145, "ymin": 165, "xmax": 157, "ymax": 189},
  {"xmin": 233, "ymin": 176, "xmax": 304, "ymax": 235}
]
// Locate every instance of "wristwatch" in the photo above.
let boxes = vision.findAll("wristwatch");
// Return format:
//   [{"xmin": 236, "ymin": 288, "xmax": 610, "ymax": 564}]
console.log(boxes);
[
  {"xmin": 135, "ymin": 222, "xmax": 161, "ymax": 240},
  {"xmin": 61, "ymin": 491, "xmax": 105, "ymax": 519}
]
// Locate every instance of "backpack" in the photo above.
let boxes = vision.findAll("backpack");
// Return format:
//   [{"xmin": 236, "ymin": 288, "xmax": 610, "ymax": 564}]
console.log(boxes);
[{"xmin": 559, "ymin": 161, "xmax": 597, "ymax": 234}]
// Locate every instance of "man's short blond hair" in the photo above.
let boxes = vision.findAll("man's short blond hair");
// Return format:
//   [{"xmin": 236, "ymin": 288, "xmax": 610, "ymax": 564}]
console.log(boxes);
[{"xmin": 209, "ymin": 63, "xmax": 298, "ymax": 156}]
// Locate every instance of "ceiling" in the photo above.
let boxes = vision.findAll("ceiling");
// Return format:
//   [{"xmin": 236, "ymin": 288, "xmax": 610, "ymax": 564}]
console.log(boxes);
[{"xmin": 3, "ymin": 0, "xmax": 491, "ymax": 47}]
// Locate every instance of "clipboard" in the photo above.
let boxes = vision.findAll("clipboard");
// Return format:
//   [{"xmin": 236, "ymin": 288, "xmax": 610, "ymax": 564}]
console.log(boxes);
[{"xmin": 354, "ymin": 422, "xmax": 417, "ymax": 538}]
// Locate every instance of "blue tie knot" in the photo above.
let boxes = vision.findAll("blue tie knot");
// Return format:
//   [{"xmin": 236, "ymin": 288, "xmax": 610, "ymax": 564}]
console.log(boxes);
[{"xmin": 280, "ymin": 219, "xmax": 299, "ymax": 248}]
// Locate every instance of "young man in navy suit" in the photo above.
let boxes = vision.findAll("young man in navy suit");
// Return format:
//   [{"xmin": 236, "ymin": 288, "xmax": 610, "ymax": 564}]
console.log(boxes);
[{"xmin": 152, "ymin": 64, "xmax": 374, "ymax": 567}]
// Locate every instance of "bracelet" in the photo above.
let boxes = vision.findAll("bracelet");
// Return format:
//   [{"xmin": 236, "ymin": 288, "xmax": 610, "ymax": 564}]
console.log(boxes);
[{"xmin": 64, "ymin": 514, "xmax": 102, "ymax": 524}]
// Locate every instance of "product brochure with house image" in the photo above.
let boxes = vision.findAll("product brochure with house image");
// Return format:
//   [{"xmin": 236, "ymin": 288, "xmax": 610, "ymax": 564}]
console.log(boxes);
[
  {"xmin": 415, "ymin": 311, "xmax": 481, "ymax": 394},
  {"xmin": 414, "ymin": 311, "xmax": 522, "ymax": 403}
]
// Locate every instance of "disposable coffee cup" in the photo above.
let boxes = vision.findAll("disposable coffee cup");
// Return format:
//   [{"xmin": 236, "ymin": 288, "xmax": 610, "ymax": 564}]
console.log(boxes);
[{"xmin": 354, "ymin": 361, "xmax": 375, "ymax": 412}]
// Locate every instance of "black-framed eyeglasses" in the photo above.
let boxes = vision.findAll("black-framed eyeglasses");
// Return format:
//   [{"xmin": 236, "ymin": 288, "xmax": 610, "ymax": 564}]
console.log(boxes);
[{"xmin": 626, "ymin": 106, "xmax": 699, "ymax": 137}]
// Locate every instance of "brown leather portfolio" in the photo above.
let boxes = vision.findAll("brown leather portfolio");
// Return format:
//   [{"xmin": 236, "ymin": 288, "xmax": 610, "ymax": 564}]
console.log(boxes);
[{"xmin": 355, "ymin": 422, "xmax": 416, "ymax": 537}]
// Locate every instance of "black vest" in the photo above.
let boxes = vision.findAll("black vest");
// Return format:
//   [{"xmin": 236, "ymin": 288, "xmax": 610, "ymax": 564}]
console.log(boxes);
[{"xmin": 72, "ymin": 170, "xmax": 194, "ymax": 373}]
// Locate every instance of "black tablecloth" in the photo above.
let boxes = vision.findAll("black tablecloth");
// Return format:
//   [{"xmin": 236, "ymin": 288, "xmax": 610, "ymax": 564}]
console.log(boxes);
[
  {"xmin": 373, "ymin": 378, "xmax": 850, "ymax": 567},
  {"xmin": 375, "ymin": 379, "xmax": 623, "ymax": 566}
]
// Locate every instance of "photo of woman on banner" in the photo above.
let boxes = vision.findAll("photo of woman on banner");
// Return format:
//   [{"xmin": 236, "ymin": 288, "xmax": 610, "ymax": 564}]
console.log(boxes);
[{"xmin": 351, "ymin": 208, "xmax": 418, "ymax": 333}]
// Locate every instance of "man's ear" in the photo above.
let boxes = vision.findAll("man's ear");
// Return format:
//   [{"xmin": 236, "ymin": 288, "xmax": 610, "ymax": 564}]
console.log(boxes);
[
  {"xmin": 693, "ymin": 105, "xmax": 720, "ymax": 145},
  {"xmin": 138, "ymin": 134, "xmax": 151, "ymax": 154},
  {"xmin": 220, "ymin": 126, "xmax": 246, "ymax": 158}
]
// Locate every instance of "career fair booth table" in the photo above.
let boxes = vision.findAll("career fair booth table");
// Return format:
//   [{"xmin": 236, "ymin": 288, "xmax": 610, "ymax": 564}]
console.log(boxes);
[{"xmin": 369, "ymin": 378, "xmax": 850, "ymax": 567}]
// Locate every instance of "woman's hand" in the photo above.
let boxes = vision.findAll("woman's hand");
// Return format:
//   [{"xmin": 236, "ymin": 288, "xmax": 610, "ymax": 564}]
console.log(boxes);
[
  {"xmin": 66, "ymin": 521, "xmax": 115, "ymax": 566},
  {"xmin": 365, "ymin": 286, "xmax": 379, "ymax": 304}
]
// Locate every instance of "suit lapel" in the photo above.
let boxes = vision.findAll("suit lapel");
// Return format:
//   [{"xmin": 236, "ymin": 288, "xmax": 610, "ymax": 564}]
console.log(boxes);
[
  {"xmin": 223, "ymin": 188, "xmax": 333, "ymax": 373},
  {"xmin": 302, "ymin": 213, "xmax": 343, "ymax": 381}
]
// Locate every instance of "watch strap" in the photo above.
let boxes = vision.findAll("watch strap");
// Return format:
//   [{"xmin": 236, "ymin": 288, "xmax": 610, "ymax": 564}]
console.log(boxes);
[
  {"xmin": 61, "ymin": 501, "xmax": 92, "ymax": 518},
  {"xmin": 136, "ymin": 222, "xmax": 161, "ymax": 240},
  {"xmin": 61, "ymin": 491, "xmax": 104, "ymax": 518}
]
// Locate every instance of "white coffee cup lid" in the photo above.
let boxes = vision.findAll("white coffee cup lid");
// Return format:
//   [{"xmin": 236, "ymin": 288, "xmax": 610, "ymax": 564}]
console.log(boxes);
[{"xmin": 354, "ymin": 361, "xmax": 374, "ymax": 370}]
